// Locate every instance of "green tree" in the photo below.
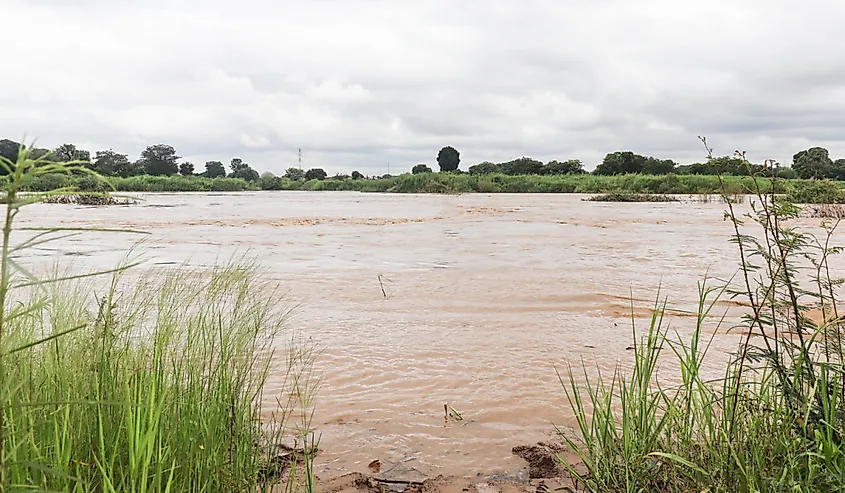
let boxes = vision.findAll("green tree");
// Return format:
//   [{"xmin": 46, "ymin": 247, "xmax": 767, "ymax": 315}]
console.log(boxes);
[
  {"xmin": 642, "ymin": 157, "xmax": 677, "ymax": 175},
  {"xmin": 594, "ymin": 151, "xmax": 646, "ymax": 175},
  {"xmin": 179, "ymin": 162, "xmax": 195, "ymax": 176},
  {"xmin": 412, "ymin": 164, "xmax": 432, "ymax": 174},
  {"xmin": 53, "ymin": 143, "xmax": 91, "ymax": 165},
  {"xmin": 141, "ymin": 144, "xmax": 180, "ymax": 176},
  {"xmin": 258, "ymin": 172, "xmax": 282, "ymax": 190},
  {"xmin": 204, "ymin": 160, "xmax": 226, "ymax": 178},
  {"xmin": 92, "ymin": 149, "xmax": 135, "ymax": 176},
  {"xmin": 304, "ymin": 168, "xmax": 327, "ymax": 180},
  {"xmin": 468, "ymin": 161, "xmax": 502, "ymax": 175},
  {"xmin": 437, "ymin": 146, "xmax": 460, "ymax": 172},
  {"xmin": 232, "ymin": 166, "xmax": 259, "ymax": 181},
  {"xmin": 500, "ymin": 157, "xmax": 544, "ymax": 175},
  {"xmin": 0, "ymin": 139, "xmax": 20, "ymax": 175},
  {"xmin": 542, "ymin": 159, "xmax": 584, "ymax": 175},
  {"xmin": 831, "ymin": 159, "xmax": 845, "ymax": 181},
  {"xmin": 793, "ymin": 147, "xmax": 834, "ymax": 179},
  {"xmin": 284, "ymin": 168, "xmax": 305, "ymax": 180},
  {"xmin": 229, "ymin": 157, "xmax": 247, "ymax": 174},
  {"xmin": 351, "ymin": 170, "xmax": 364, "ymax": 180}
]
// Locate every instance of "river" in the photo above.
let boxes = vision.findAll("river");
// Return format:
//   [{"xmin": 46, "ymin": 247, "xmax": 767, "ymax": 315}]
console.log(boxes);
[{"xmin": 15, "ymin": 192, "xmax": 843, "ymax": 480}]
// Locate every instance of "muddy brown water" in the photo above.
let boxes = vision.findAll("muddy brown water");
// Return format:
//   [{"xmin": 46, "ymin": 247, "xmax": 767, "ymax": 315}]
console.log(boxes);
[{"xmin": 14, "ymin": 192, "xmax": 845, "ymax": 480}]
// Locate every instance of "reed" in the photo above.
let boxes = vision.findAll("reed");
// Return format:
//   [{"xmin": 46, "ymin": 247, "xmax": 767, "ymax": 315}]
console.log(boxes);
[
  {"xmin": 559, "ymin": 142, "xmax": 845, "ymax": 491},
  {"xmin": 0, "ymin": 143, "xmax": 313, "ymax": 492}
]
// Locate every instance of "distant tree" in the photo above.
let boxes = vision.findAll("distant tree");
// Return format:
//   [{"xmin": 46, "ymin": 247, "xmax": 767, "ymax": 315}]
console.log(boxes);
[
  {"xmin": 229, "ymin": 157, "xmax": 247, "ymax": 173},
  {"xmin": 437, "ymin": 146, "xmax": 460, "ymax": 172},
  {"xmin": 304, "ymin": 168, "xmax": 327, "ymax": 180},
  {"xmin": 412, "ymin": 164, "xmax": 432, "ymax": 174},
  {"xmin": 284, "ymin": 167, "xmax": 305, "ymax": 180},
  {"xmin": 351, "ymin": 170, "xmax": 364, "ymax": 180},
  {"xmin": 468, "ymin": 161, "xmax": 502, "ymax": 175},
  {"xmin": 594, "ymin": 151, "xmax": 647, "ymax": 175},
  {"xmin": 831, "ymin": 159, "xmax": 845, "ymax": 181},
  {"xmin": 258, "ymin": 172, "xmax": 283, "ymax": 190},
  {"xmin": 500, "ymin": 157, "xmax": 544, "ymax": 175},
  {"xmin": 0, "ymin": 139, "xmax": 21, "ymax": 173},
  {"xmin": 542, "ymin": 159, "xmax": 584, "ymax": 175},
  {"xmin": 232, "ymin": 166, "xmax": 260, "ymax": 181},
  {"xmin": 204, "ymin": 160, "xmax": 226, "ymax": 178},
  {"xmin": 793, "ymin": 147, "xmax": 834, "ymax": 179},
  {"xmin": 642, "ymin": 157, "xmax": 677, "ymax": 175},
  {"xmin": 140, "ymin": 144, "xmax": 180, "ymax": 176},
  {"xmin": 93, "ymin": 149, "xmax": 134, "ymax": 176},
  {"xmin": 53, "ymin": 143, "xmax": 91, "ymax": 165},
  {"xmin": 179, "ymin": 162, "xmax": 195, "ymax": 176}
]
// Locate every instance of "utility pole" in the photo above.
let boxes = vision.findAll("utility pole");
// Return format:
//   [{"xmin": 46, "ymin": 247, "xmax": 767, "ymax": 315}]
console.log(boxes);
[
  {"xmin": 387, "ymin": 161, "xmax": 390, "ymax": 175},
  {"xmin": 298, "ymin": 148, "xmax": 302, "ymax": 170}
]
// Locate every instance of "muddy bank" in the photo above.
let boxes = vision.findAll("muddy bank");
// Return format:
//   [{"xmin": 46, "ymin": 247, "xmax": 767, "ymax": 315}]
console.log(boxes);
[{"xmin": 271, "ymin": 443, "xmax": 587, "ymax": 493}]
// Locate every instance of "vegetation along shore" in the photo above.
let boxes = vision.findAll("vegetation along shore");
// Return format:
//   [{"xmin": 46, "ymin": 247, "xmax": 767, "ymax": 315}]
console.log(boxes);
[{"xmin": 4, "ymin": 138, "xmax": 845, "ymax": 202}]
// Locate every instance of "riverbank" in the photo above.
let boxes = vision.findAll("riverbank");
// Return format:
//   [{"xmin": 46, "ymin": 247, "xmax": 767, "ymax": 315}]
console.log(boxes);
[{"xmin": 15, "ymin": 171, "xmax": 845, "ymax": 202}]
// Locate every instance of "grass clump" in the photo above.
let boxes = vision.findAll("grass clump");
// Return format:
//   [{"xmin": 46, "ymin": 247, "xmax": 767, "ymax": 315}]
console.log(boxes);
[
  {"xmin": 560, "ymin": 141, "xmax": 845, "ymax": 491},
  {"xmin": 585, "ymin": 193, "xmax": 679, "ymax": 202},
  {"xmin": 0, "ymin": 143, "xmax": 314, "ymax": 491}
]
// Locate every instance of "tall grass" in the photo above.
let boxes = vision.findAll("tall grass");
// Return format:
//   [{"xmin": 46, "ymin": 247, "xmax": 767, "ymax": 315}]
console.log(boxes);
[
  {"xmin": 0, "ymin": 144, "xmax": 312, "ymax": 491},
  {"xmin": 560, "ymin": 143, "xmax": 845, "ymax": 491}
]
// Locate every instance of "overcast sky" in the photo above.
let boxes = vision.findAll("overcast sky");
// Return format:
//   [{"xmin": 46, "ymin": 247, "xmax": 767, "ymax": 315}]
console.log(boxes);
[{"xmin": 2, "ymin": 0, "xmax": 844, "ymax": 175}]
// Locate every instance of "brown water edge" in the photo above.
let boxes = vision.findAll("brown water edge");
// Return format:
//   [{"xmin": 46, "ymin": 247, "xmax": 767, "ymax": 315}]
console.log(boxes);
[{"xmin": 13, "ymin": 191, "xmax": 845, "ymax": 481}]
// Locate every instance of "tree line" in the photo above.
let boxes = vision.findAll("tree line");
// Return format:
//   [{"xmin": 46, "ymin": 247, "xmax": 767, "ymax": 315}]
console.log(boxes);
[{"xmin": 3, "ymin": 138, "xmax": 843, "ymax": 182}]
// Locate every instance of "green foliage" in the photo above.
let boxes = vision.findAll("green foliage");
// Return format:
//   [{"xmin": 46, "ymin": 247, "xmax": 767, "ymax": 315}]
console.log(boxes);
[
  {"xmin": 304, "ymin": 168, "xmax": 327, "ymax": 180},
  {"xmin": 93, "ymin": 149, "xmax": 136, "ymax": 177},
  {"xmin": 0, "ymin": 141, "xmax": 317, "ymax": 492},
  {"xmin": 228, "ymin": 158, "xmax": 260, "ymax": 181},
  {"xmin": 793, "ymin": 147, "xmax": 835, "ymax": 179},
  {"xmin": 594, "ymin": 151, "xmax": 676, "ymax": 175},
  {"xmin": 140, "ymin": 144, "xmax": 180, "ymax": 176},
  {"xmin": 204, "ymin": 160, "xmax": 226, "ymax": 178},
  {"xmin": 586, "ymin": 192, "xmax": 679, "ymax": 202},
  {"xmin": 111, "ymin": 175, "xmax": 254, "ymax": 192},
  {"xmin": 544, "ymin": 159, "xmax": 584, "ymax": 175},
  {"xmin": 53, "ymin": 143, "xmax": 91, "ymax": 165},
  {"xmin": 285, "ymin": 168, "xmax": 305, "ymax": 180},
  {"xmin": 786, "ymin": 180, "xmax": 845, "ymax": 204},
  {"xmin": 258, "ymin": 172, "xmax": 283, "ymax": 190},
  {"xmin": 437, "ymin": 146, "xmax": 460, "ymax": 172},
  {"xmin": 561, "ymin": 142, "xmax": 845, "ymax": 492},
  {"xmin": 411, "ymin": 164, "xmax": 432, "ymax": 174},
  {"xmin": 468, "ymin": 161, "xmax": 502, "ymax": 175},
  {"xmin": 179, "ymin": 161, "xmax": 195, "ymax": 176},
  {"xmin": 351, "ymin": 170, "xmax": 364, "ymax": 180}
]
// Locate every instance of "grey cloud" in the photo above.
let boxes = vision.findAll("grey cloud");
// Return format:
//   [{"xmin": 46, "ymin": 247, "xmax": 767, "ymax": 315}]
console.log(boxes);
[{"xmin": 2, "ymin": 0, "xmax": 845, "ymax": 174}]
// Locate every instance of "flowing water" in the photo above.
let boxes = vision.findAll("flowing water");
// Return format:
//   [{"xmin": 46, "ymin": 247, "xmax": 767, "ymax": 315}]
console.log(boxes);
[{"xmin": 15, "ymin": 192, "xmax": 845, "ymax": 479}]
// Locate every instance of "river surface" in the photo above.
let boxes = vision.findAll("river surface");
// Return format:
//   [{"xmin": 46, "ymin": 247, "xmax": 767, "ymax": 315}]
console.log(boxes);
[{"xmin": 15, "ymin": 192, "xmax": 845, "ymax": 479}]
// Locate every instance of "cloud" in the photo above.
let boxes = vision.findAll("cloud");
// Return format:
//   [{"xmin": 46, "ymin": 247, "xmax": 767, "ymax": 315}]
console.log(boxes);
[{"xmin": 2, "ymin": 0, "xmax": 844, "ymax": 174}]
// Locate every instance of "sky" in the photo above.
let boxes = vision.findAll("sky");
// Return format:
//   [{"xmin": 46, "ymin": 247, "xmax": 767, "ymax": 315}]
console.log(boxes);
[{"xmin": 2, "ymin": 0, "xmax": 845, "ymax": 175}]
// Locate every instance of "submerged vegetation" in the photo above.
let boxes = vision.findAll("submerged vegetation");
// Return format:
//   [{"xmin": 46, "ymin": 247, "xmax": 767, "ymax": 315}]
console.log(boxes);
[
  {"xmin": 560, "ymin": 140, "xmax": 845, "ymax": 491},
  {"xmin": 585, "ymin": 193, "xmax": 679, "ymax": 202},
  {"xmin": 0, "ymin": 144, "xmax": 317, "ymax": 491}
]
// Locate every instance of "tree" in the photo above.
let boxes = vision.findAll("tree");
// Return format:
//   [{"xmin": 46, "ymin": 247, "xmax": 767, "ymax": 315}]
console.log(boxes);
[
  {"xmin": 93, "ymin": 149, "xmax": 135, "ymax": 176},
  {"xmin": 594, "ymin": 151, "xmax": 647, "ymax": 175},
  {"xmin": 232, "ymin": 166, "xmax": 260, "ymax": 181},
  {"xmin": 140, "ymin": 144, "xmax": 180, "ymax": 176},
  {"xmin": 543, "ymin": 159, "xmax": 584, "ymax": 175},
  {"xmin": 179, "ymin": 162, "xmax": 195, "ymax": 176},
  {"xmin": 468, "ymin": 161, "xmax": 502, "ymax": 175},
  {"xmin": 793, "ymin": 147, "xmax": 834, "ymax": 179},
  {"xmin": 500, "ymin": 157, "xmax": 544, "ymax": 175},
  {"xmin": 204, "ymin": 161, "xmax": 226, "ymax": 178},
  {"xmin": 437, "ymin": 146, "xmax": 460, "ymax": 172},
  {"xmin": 642, "ymin": 157, "xmax": 677, "ymax": 175},
  {"xmin": 412, "ymin": 164, "xmax": 432, "ymax": 174},
  {"xmin": 53, "ymin": 143, "xmax": 91, "ymax": 165},
  {"xmin": 284, "ymin": 167, "xmax": 305, "ymax": 180},
  {"xmin": 304, "ymin": 168, "xmax": 327, "ymax": 180},
  {"xmin": 0, "ymin": 139, "xmax": 20, "ymax": 174},
  {"xmin": 229, "ymin": 157, "xmax": 247, "ymax": 173},
  {"xmin": 258, "ymin": 172, "xmax": 283, "ymax": 190},
  {"xmin": 831, "ymin": 159, "xmax": 845, "ymax": 181},
  {"xmin": 351, "ymin": 170, "xmax": 364, "ymax": 180}
]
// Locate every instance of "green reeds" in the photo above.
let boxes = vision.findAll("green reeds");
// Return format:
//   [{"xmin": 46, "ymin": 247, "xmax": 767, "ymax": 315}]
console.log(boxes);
[
  {"xmin": 0, "ymin": 142, "xmax": 311, "ymax": 491},
  {"xmin": 559, "ymin": 142, "xmax": 845, "ymax": 491}
]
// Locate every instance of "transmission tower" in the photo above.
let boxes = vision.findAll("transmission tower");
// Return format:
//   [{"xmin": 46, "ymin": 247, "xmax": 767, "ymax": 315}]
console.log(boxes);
[{"xmin": 298, "ymin": 148, "xmax": 302, "ymax": 170}]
